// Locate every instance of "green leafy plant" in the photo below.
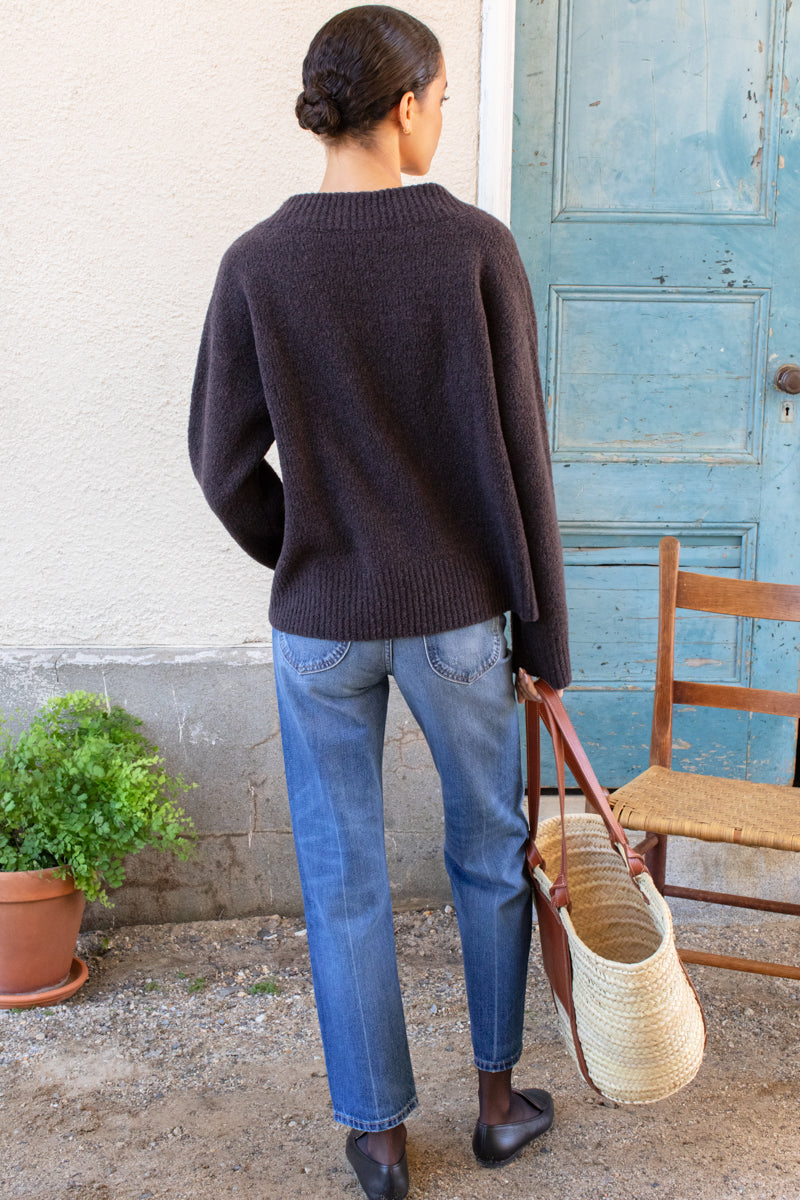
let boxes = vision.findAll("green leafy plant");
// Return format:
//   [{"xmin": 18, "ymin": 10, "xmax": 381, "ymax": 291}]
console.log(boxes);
[
  {"xmin": 248, "ymin": 978, "xmax": 279, "ymax": 996},
  {"xmin": 187, "ymin": 977, "xmax": 206, "ymax": 993},
  {"xmin": 0, "ymin": 691, "xmax": 196, "ymax": 906}
]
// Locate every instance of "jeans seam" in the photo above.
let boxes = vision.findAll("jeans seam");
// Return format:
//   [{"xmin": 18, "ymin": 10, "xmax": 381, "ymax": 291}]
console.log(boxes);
[
  {"xmin": 479, "ymin": 802, "xmax": 500, "ymax": 1064},
  {"xmin": 332, "ymin": 1093, "xmax": 419, "ymax": 1132},
  {"xmin": 326, "ymin": 788, "xmax": 382, "ymax": 1120},
  {"xmin": 473, "ymin": 1051, "xmax": 522, "ymax": 1072}
]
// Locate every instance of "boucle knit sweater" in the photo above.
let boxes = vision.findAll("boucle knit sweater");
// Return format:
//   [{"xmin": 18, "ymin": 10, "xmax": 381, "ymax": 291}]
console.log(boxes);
[{"xmin": 189, "ymin": 181, "xmax": 571, "ymax": 688}]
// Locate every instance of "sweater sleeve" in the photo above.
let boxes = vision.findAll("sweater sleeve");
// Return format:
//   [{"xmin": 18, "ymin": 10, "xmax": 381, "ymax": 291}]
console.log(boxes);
[
  {"xmin": 188, "ymin": 247, "xmax": 285, "ymax": 569},
  {"xmin": 481, "ymin": 228, "xmax": 572, "ymax": 690}
]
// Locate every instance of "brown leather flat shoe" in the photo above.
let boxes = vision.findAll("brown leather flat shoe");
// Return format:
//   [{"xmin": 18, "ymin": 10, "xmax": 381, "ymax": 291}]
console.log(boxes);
[
  {"xmin": 472, "ymin": 1087, "xmax": 554, "ymax": 1167},
  {"xmin": 345, "ymin": 1129, "xmax": 409, "ymax": 1200}
]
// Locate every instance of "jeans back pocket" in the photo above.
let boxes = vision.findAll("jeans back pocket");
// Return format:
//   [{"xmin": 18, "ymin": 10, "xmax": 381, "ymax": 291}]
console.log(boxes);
[
  {"xmin": 423, "ymin": 615, "xmax": 505, "ymax": 684},
  {"xmin": 278, "ymin": 632, "xmax": 351, "ymax": 675}
]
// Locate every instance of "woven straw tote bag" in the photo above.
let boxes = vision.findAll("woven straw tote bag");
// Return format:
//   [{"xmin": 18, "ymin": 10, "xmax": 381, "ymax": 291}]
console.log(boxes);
[{"xmin": 525, "ymin": 683, "xmax": 706, "ymax": 1104}]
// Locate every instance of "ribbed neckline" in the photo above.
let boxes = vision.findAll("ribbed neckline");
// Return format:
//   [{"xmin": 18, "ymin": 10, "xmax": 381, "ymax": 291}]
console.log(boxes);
[{"xmin": 274, "ymin": 181, "xmax": 464, "ymax": 230}]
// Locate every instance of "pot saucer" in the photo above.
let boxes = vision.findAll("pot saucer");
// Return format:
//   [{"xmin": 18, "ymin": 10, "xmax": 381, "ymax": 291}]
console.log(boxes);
[{"xmin": 0, "ymin": 956, "xmax": 88, "ymax": 1009}]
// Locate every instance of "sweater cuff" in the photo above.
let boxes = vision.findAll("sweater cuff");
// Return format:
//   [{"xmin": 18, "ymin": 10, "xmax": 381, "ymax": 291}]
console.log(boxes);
[{"xmin": 510, "ymin": 612, "xmax": 572, "ymax": 691}]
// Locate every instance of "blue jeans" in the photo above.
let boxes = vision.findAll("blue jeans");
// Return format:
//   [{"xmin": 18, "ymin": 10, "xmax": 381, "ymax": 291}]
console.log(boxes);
[{"xmin": 272, "ymin": 615, "xmax": 532, "ymax": 1132}]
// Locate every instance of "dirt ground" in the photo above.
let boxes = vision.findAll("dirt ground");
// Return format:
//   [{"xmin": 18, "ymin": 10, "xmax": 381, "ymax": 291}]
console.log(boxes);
[{"xmin": 0, "ymin": 907, "xmax": 798, "ymax": 1200}]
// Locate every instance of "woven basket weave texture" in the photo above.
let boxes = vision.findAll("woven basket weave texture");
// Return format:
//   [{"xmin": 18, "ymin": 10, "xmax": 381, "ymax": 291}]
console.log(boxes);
[{"xmin": 535, "ymin": 812, "xmax": 706, "ymax": 1103}]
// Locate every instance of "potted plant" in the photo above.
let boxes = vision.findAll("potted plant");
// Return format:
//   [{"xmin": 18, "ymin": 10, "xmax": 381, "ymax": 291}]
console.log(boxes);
[{"xmin": 0, "ymin": 690, "xmax": 196, "ymax": 1007}]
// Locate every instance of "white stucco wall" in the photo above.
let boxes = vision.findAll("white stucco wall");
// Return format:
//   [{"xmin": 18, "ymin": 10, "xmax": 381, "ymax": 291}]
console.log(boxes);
[{"xmin": 1, "ymin": 0, "xmax": 482, "ymax": 646}]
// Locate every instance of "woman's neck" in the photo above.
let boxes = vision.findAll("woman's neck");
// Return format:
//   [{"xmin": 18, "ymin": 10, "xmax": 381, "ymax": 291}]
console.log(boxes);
[{"xmin": 317, "ymin": 136, "xmax": 404, "ymax": 193}]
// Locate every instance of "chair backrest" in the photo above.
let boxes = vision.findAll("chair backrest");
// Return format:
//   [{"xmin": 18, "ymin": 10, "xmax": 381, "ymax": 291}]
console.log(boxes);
[{"xmin": 650, "ymin": 537, "xmax": 800, "ymax": 768}]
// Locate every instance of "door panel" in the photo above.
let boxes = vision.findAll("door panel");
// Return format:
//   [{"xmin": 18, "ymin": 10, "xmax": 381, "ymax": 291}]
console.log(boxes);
[
  {"xmin": 512, "ymin": 0, "xmax": 800, "ymax": 786},
  {"xmin": 552, "ymin": 0, "xmax": 784, "ymax": 222},
  {"xmin": 548, "ymin": 287, "xmax": 769, "ymax": 460}
]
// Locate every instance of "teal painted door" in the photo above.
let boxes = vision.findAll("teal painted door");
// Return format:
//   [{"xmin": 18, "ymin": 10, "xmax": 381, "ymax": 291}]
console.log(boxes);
[{"xmin": 512, "ymin": 0, "xmax": 800, "ymax": 785}]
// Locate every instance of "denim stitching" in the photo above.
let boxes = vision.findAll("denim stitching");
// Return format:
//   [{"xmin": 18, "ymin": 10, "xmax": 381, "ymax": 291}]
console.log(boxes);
[
  {"xmin": 278, "ymin": 632, "xmax": 351, "ymax": 674},
  {"xmin": 478, "ymin": 798, "xmax": 500, "ymax": 1064},
  {"xmin": 325, "ymin": 782, "xmax": 383, "ymax": 1120},
  {"xmin": 473, "ymin": 1051, "xmax": 522, "ymax": 1072},
  {"xmin": 423, "ymin": 624, "xmax": 502, "ymax": 684},
  {"xmin": 332, "ymin": 1092, "xmax": 419, "ymax": 1132}
]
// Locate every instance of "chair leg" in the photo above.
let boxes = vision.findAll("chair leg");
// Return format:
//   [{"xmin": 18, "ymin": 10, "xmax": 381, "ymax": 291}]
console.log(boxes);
[{"xmin": 645, "ymin": 833, "xmax": 667, "ymax": 891}]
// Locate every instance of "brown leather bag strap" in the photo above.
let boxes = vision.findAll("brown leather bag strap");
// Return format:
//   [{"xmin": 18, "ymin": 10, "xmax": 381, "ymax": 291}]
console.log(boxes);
[
  {"xmin": 525, "ymin": 695, "xmax": 571, "ymax": 908},
  {"xmin": 539, "ymin": 700, "xmax": 572, "ymax": 910},
  {"xmin": 527, "ymin": 683, "xmax": 648, "ymax": 886},
  {"xmin": 526, "ymin": 699, "xmax": 600, "ymax": 1093}
]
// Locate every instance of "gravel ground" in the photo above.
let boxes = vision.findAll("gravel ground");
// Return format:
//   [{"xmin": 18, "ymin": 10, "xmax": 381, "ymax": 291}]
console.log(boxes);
[{"xmin": 0, "ymin": 907, "xmax": 798, "ymax": 1200}]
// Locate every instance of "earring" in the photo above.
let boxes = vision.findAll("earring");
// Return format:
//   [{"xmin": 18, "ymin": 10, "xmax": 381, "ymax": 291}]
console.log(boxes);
[{"xmin": 403, "ymin": 126, "xmax": 412, "ymax": 135}]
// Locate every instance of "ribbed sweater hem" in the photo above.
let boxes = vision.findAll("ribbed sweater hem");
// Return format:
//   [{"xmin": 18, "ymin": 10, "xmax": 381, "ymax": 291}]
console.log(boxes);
[{"xmin": 268, "ymin": 552, "xmax": 511, "ymax": 642}]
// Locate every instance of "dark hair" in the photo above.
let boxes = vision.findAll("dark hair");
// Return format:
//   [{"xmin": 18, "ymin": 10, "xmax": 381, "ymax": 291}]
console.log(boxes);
[{"xmin": 295, "ymin": 5, "xmax": 442, "ymax": 144}]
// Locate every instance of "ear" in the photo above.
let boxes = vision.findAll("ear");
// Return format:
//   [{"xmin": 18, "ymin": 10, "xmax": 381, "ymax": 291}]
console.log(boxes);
[{"xmin": 397, "ymin": 89, "xmax": 414, "ymax": 128}]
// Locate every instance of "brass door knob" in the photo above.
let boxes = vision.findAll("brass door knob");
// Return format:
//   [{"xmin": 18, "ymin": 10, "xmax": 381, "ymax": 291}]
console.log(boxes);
[{"xmin": 775, "ymin": 364, "xmax": 800, "ymax": 394}]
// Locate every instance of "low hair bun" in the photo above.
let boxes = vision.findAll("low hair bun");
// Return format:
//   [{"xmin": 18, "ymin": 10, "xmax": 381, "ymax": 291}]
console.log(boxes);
[{"xmin": 295, "ymin": 83, "xmax": 344, "ymax": 136}]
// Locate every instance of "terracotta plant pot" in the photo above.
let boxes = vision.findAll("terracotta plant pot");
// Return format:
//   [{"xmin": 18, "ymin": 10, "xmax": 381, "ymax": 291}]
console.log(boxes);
[{"xmin": 0, "ymin": 867, "xmax": 86, "ymax": 996}]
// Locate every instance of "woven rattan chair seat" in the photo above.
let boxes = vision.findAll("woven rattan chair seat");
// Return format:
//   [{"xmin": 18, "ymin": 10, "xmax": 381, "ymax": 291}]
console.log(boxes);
[{"xmin": 610, "ymin": 765, "xmax": 800, "ymax": 852}]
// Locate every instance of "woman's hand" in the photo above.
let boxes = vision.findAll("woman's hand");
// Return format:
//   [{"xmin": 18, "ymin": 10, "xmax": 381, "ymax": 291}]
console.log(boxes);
[{"xmin": 515, "ymin": 668, "xmax": 564, "ymax": 704}]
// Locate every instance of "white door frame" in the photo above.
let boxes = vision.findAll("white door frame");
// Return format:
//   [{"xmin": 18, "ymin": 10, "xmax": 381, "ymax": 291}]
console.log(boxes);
[{"xmin": 477, "ymin": 0, "xmax": 517, "ymax": 224}]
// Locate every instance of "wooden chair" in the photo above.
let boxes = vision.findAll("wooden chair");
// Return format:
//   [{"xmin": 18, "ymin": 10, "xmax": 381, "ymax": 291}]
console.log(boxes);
[{"xmin": 608, "ymin": 535, "xmax": 800, "ymax": 980}]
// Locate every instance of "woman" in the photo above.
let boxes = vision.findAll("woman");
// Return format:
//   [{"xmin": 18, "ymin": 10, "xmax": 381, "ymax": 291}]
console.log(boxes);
[{"xmin": 189, "ymin": 7, "xmax": 570, "ymax": 1198}]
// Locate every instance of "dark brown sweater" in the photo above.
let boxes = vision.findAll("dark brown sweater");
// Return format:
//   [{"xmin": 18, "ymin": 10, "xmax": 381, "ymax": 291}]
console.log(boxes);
[{"xmin": 189, "ymin": 182, "xmax": 570, "ymax": 688}]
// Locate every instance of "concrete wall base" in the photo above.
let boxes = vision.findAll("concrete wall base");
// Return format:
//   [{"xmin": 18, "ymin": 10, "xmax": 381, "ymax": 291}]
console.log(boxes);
[{"xmin": 1, "ymin": 648, "xmax": 797, "ymax": 932}]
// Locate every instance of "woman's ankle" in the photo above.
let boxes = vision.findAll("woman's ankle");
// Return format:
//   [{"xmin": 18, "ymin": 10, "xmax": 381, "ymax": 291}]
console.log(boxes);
[
  {"xmin": 477, "ymin": 1066, "xmax": 513, "ymax": 1124},
  {"xmin": 364, "ymin": 1122, "xmax": 407, "ymax": 1165}
]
